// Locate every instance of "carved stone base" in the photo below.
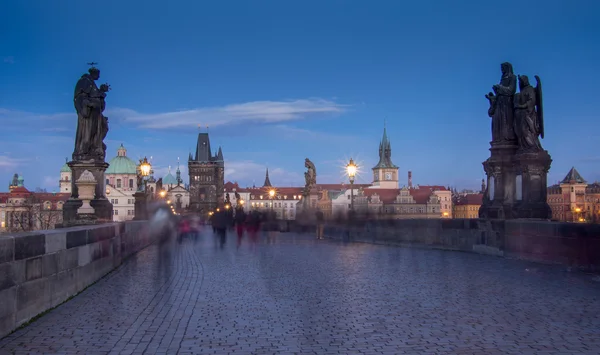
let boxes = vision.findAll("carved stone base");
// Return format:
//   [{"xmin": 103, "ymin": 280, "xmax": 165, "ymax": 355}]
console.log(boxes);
[
  {"xmin": 63, "ymin": 160, "xmax": 113, "ymax": 225},
  {"xmin": 479, "ymin": 143, "xmax": 518, "ymax": 219},
  {"xmin": 512, "ymin": 150, "xmax": 552, "ymax": 220}
]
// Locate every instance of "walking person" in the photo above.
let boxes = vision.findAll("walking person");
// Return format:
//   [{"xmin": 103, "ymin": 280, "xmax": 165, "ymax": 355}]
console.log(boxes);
[
  {"xmin": 315, "ymin": 208, "xmax": 325, "ymax": 239},
  {"xmin": 213, "ymin": 207, "xmax": 228, "ymax": 249},
  {"xmin": 234, "ymin": 207, "xmax": 247, "ymax": 248}
]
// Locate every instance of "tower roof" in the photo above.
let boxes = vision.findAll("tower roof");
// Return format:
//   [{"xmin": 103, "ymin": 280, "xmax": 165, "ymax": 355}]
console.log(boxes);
[
  {"xmin": 561, "ymin": 167, "xmax": 586, "ymax": 184},
  {"xmin": 373, "ymin": 124, "xmax": 398, "ymax": 169},
  {"xmin": 163, "ymin": 166, "xmax": 177, "ymax": 185},
  {"xmin": 263, "ymin": 168, "xmax": 272, "ymax": 187},
  {"xmin": 194, "ymin": 133, "xmax": 213, "ymax": 162}
]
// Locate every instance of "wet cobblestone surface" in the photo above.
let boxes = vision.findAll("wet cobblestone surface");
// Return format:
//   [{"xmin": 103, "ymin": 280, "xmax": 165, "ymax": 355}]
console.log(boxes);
[{"xmin": 1, "ymin": 230, "xmax": 600, "ymax": 354}]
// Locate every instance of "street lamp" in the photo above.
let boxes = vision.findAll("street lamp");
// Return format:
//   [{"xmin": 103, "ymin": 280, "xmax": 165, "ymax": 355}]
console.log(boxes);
[
  {"xmin": 575, "ymin": 207, "xmax": 582, "ymax": 222},
  {"xmin": 269, "ymin": 189, "xmax": 275, "ymax": 210},
  {"xmin": 159, "ymin": 190, "xmax": 166, "ymax": 198},
  {"xmin": 346, "ymin": 158, "xmax": 357, "ymax": 212},
  {"xmin": 133, "ymin": 157, "xmax": 152, "ymax": 221},
  {"xmin": 137, "ymin": 157, "xmax": 152, "ymax": 193}
]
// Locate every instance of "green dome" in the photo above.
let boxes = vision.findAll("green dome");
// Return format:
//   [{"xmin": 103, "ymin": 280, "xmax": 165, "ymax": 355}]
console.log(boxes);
[
  {"xmin": 60, "ymin": 162, "xmax": 71, "ymax": 173},
  {"xmin": 163, "ymin": 172, "xmax": 177, "ymax": 185},
  {"xmin": 105, "ymin": 144, "xmax": 137, "ymax": 175}
]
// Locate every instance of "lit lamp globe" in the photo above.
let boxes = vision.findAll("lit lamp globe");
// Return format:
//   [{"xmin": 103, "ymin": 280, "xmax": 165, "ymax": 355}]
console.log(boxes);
[
  {"xmin": 269, "ymin": 189, "xmax": 275, "ymax": 198},
  {"xmin": 159, "ymin": 190, "xmax": 167, "ymax": 198},
  {"xmin": 346, "ymin": 158, "xmax": 357, "ymax": 183},
  {"xmin": 139, "ymin": 157, "xmax": 152, "ymax": 177}
]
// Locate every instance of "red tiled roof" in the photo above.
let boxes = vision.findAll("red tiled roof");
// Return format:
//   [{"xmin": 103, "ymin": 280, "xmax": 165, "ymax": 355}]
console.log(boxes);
[
  {"xmin": 35, "ymin": 193, "xmax": 70, "ymax": 202},
  {"xmin": 361, "ymin": 189, "xmax": 400, "ymax": 204},
  {"xmin": 409, "ymin": 189, "xmax": 435, "ymax": 204},
  {"xmin": 316, "ymin": 183, "xmax": 371, "ymax": 190},
  {"xmin": 417, "ymin": 185, "xmax": 449, "ymax": 191},
  {"xmin": 454, "ymin": 193, "xmax": 483, "ymax": 206},
  {"xmin": 9, "ymin": 186, "xmax": 31, "ymax": 195}
]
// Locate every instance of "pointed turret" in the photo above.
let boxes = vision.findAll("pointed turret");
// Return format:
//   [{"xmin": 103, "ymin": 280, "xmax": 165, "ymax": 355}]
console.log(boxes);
[
  {"xmin": 263, "ymin": 168, "xmax": 272, "ymax": 187},
  {"xmin": 561, "ymin": 167, "xmax": 586, "ymax": 184},
  {"xmin": 373, "ymin": 124, "xmax": 397, "ymax": 169},
  {"xmin": 217, "ymin": 146, "xmax": 224, "ymax": 161},
  {"xmin": 176, "ymin": 160, "xmax": 182, "ymax": 185}
]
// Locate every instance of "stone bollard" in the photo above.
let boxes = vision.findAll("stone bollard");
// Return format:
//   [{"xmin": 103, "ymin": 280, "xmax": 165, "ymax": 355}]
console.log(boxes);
[{"xmin": 76, "ymin": 170, "xmax": 97, "ymax": 215}]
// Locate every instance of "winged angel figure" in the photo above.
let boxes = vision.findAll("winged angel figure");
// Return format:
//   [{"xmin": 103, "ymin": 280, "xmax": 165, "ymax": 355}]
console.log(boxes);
[{"xmin": 514, "ymin": 74, "xmax": 544, "ymax": 152}]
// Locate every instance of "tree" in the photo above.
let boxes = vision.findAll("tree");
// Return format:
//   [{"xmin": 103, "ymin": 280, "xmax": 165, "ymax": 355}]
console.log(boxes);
[{"xmin": 6, "ymin": 195, "xmax": 63, "ymax": 232}]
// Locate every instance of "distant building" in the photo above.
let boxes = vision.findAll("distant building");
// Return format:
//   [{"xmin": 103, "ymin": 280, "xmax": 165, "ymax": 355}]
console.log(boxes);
[
  {"xmin": 188, "ymin": 132, "xmax": 224, "ymax": 213},
  {"xmin": 1, "ymin": 174, "xmax": 69, "ymax": 233},
  {"xmin": 453, "ymin": 193, "xmax": 483, "ymax": 219},
  {"xmin": 370, "ymin": 125, "xmax": 399, "ymax": 189},
  {"xmin": 59, "ymin": 160, "xmax": 71, "ymax": 193},
  {"xmin": 105, "ymin": 144, "xmax": 138, "ymax": 221},
  {"xmin": 162, "ymin": 162, "xmax": 190, "ymax": 211},
  {"xmin": 547, "ymin": 167, "xmax": 600, "ymax": 223}
]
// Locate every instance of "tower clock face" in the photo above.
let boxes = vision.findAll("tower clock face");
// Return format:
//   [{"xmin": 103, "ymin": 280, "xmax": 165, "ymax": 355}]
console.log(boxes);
[{"xmin": 385, "ymin": 172, "xmax": 392, "ymax": 180}]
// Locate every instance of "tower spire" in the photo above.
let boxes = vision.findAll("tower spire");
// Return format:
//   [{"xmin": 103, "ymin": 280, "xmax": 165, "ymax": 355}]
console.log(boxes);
[{"xmin": 263, "ymin": 167, "xmax": 272, "ymax": 187}]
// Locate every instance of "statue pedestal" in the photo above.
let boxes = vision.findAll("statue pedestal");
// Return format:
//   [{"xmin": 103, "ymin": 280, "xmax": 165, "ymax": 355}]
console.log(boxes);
[
  {"xmin": 512, "ymin": 150, "xmax": 553, "ymax": 219},
  {"xmin": 133, "ymin": 192, "xmax": 148, "ymax": 220},
  {"xmin": 479, "ymin": 143, "xmax": 518, "ymax": 219},
  {"xmin": 62, "ymin": 161, "xmax": 113, "ymax": 226}
]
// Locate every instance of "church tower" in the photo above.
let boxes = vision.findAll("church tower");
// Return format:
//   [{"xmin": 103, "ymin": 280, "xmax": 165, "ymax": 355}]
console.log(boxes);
[
  {"xmin": 371, "ymin": 124, "xmax": 399, "ymax": 189},
  {"xmin": 59, "ymin": 158, "xmax": 72, "ymax": 193},
  {"xmin": 188, "ymin": 132, "xmax": 225, "ymax": 213}
]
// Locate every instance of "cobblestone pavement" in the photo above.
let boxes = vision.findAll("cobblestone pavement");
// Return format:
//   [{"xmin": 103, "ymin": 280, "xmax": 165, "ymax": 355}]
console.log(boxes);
[{"xmin": 1, "ymin": 230, "xmax": 600, "ymax": 355}]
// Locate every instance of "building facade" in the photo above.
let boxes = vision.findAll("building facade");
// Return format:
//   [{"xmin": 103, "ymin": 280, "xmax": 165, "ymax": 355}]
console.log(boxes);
[
  {"xmin": 370, "ymin": 126, "xmax": 399, "ymax": 189},
  {"xmin": 453, "ymin": 193, "xmax": 483, "ymax": 219},
  {"xmin": 547, "ymin": 167, "xmax": 600, "ymax": 223},
  {"xmin": 104, "ymin": 144, "xmax": 138, "ymax": 221},
  {"xmin": 1, "ymin": 174, "xmax": 69, "ymax": 233},
  {"xmin": 188, "ymin": 132, "xmax": 225, "ymax": 213}
]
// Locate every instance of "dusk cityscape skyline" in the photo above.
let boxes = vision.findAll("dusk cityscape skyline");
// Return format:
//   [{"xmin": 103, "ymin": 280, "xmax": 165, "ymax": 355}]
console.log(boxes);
[{"xmin": 2, "ymin": 0, "xmax": 599, "ymax": 191}]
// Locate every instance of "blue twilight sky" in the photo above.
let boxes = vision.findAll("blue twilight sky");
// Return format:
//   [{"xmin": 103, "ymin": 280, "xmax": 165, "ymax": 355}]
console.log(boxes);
[{"xmin": 1, "ymin": 0, "xmax": 599, "ymax": 191}]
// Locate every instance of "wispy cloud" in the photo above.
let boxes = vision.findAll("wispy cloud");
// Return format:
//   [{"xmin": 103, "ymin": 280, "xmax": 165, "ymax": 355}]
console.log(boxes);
[
  {"xmin": 109, "ymin": 98, "xmax": 348, "ymax": 129},
  {"xmin": 0, "ymin": 155, "xmax": 27, "ymax": 170},
  {"xmin": 224, "ymin": 160, "xmax": 302, "ymax": 186},
  {"xmin": 271, "ymin": 124, "xmax": 358, "ymax": 142},
  {"xmin": 3, "ymin": 56, "xmax": 14, "ymax": 64}
]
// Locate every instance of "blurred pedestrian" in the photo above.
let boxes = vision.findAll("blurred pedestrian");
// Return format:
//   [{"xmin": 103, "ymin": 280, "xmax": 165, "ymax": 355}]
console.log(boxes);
[
  {"xmin": 234, "ymin": 207, "xmax": 247, "ymax": 247},
  {"xmin": 315, "ymin": 208, "xmax": 325, "ymax": 239}
]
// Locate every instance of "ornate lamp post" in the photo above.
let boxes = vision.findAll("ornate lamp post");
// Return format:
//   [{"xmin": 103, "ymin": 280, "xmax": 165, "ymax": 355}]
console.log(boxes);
[
  {"xmin": 133, "ymin": 157, "xmax": 152, "ymax": 220},
  {"xmin": 346, "ymin": 158, "xmax": 357, "ymax": 212}
]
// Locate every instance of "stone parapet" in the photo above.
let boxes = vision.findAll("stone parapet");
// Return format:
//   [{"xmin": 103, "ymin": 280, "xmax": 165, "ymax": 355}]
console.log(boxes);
[
  {"xmin": 319, "ymin": 219, "xmax": 600, "ymax": 271},
  {"xmin": 0, "ymin": 221, "xmax": 158, "ymax": 338}
]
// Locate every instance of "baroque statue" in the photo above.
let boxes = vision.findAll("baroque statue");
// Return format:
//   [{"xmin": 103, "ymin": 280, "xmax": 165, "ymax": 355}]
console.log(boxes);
[
  {"xmin": 73, "ymin": 63, "xmax": 111, "ymax": 162},
  {"xmin": 514, "ymin": 75, "xmax": 544, "ymax": 152},
  {"xmin": 304, "ymin": 158, "xmax": 317, "ymax": 189},
  {"xmin": 485, "ymin": 62, "xmax": 517, "ymax": 143}
]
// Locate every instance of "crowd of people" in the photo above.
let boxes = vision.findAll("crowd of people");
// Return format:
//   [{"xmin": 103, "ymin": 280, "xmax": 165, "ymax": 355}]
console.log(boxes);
[{"xmin": 175, "ymin": 205, "xmax": 271, "ymax": 248}]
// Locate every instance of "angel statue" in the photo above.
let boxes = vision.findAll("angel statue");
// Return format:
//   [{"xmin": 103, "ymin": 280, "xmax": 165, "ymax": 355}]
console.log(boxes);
[
  {"xmin": 304, "ymin": 158, "xmax": 317, "ymax": 188},
  {"xmin": 514, "ymin": 75, "xmax": 544, "ymax": 152}
]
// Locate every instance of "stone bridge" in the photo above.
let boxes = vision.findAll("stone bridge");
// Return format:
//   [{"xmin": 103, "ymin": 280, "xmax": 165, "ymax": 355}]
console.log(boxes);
[{"xmin": 1, "ymin": 219, "xmax": 599, "ymax": 354}]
